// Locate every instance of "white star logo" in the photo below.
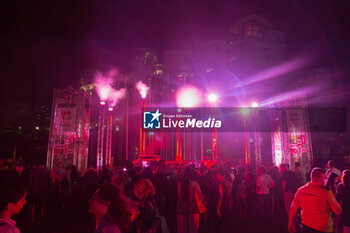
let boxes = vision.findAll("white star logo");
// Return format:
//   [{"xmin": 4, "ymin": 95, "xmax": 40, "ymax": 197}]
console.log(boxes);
[{"xmin": 150, "ymin": 109, "xmax": 161, "ymax": 122}]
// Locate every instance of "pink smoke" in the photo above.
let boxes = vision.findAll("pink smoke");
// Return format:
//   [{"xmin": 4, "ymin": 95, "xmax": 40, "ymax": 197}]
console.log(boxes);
[
  {"xmin": 94, "ymin": 69, "xmax": 126, "ymax": 106},
  {"xmin": 109, "ymin": 88, "xmax": 126, "ymax": 107},
  {"xmin": 136, "ymin": 81, "xmax": 149, "ymax": 99},
  {"xmin": 95, "ymin": 72, "xmax": 115, "ymax": 100}
]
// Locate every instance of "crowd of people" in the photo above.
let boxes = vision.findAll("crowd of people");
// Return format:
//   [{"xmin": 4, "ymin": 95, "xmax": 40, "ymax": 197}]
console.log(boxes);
[{"xmin": 0, "ymin": 159, "xmax": 349, "ymax": 233}]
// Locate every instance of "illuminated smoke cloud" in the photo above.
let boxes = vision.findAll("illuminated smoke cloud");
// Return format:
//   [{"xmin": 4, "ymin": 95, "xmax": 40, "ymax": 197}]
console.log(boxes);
[
  {"xmin": 94, "ymin": 72, "xmax": 115, "ymax": 101},
  {"xmin": 94, "ymin": 69, "xmax": 126, "ymax": 105},
  {"xmin": 109, "ymin": 88, "xmax": 126, "ymax": 107},
  {"xmin": 136, "ymin": 81, "xmax": 149, "ymax": 99}
]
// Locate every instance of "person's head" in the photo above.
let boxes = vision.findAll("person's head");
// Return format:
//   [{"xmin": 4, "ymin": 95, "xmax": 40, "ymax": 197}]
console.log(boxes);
[
  {"xmin": 327, "ymin": 160, "xmax": 335, "ymax": 169},
  {"xmin": 310, "ymin": 167, "xmax": 326, "ymax": 185},
  {"xmin": 0, "ymin": 180, "xmax": 27, "ymax": 217},
  {"xmin": 325, "ymin": 172, "xmax": 339, "ymax": 187},
  {"xmin": 342, "ymin": 170, "xmax": 350, "ymax": 187},
  {"xmin": 232, "ymin": 167, "xmax": 238, "ymax": 177},
  {"xmin": 267, "ymin": 163, "xmax": 274, "ymax": 171},
  {"xmin": 199, "ymin": 166, "xmax": 207, "ymax": 176},
  {"xmin": 89, "ymin": 184, "xmax": 131, "ymax": 231},
  {"xmin": 183, "ymin": 166, "xmax": 196, "ymax": 181},
  {"xmin": 133, "ymin": 178, "xmax": 156, "ymax": 201},
  {"xmin": 258, "ymin": 166, "xmax": 267, "ymax": 175},
  {"xmin": 216, "ymin": 169, "xmax": 226, "ymax": 182},
  {"xmin": 279, "ymin": 163, "xmax": 289, "ymax": 174},
  {"xmin": 295, "ymin": 162, "xmax": 301, "ymax": 168}
]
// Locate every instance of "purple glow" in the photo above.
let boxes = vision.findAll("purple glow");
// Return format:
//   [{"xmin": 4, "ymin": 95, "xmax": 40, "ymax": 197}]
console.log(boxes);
[
  {"xmin": 258, "ymin": 86, "xmax": 319, "ymax": 107},
  {"xmin": 240, "ymin": 108, "xmax": 250, "ymax": 116},
  {"xmin": 136, "ymin": 81, "xmax": 149, "ymax": 99},
  {"xmin": 176, "ymin": 86, "xmax": 201, "ymax": 108}
]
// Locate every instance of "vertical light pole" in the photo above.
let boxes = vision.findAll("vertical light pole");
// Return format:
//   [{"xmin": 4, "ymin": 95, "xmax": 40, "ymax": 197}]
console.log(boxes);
[
  {"xmin": 176, "ymin": 124, "xmax": 182, "ymax": 161},
  {"xmin": 208, "ymin": 93, "xmax": 218, "ymax": 161},
  {"xmin": 251, "ymin": 102, "xmax": 261, "ymax": 171},
  {"xmin": 95, "ymin": 82, "xmax": 112, "ymax": 172},
  {"xmin": 105, "ymin": 106, "xmax": 113, "ymax": 168},
  {"xmin": 175, "ymin": 87, "xmax": 201, "ymax": 161},
  {"xmin": 139, "ymin": 88, "xmax": 147, "ymax": 158},
  {"xmin": 109, "ymin": 110, "xmax": 112, "ymax": 166},
  {"xmin": 139, "ymin": 101, "xmax": 143, "ymax": 157},
  {"xmin": 97, "ymin": 100, "xmax": 106, "ymax": 173},
  {"xmin": 95, "ymin": 78, "xmax": 126, "ymax": 163},
  {"xmin": 240, "ymin": 108, "xmax": 250, "ymax": 166}
]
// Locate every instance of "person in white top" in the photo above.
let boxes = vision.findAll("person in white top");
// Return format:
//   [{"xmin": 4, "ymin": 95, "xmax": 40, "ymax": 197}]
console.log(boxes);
[
  {"xmin": 256, "ymin": 166, "xmax": 275, "ymax": 217},
  {"xmin": 326, "ymin": 160, "xmax": 342, "ymax": 178},
  {"xmin": 0, "ymin": 180, "xmax": 27, "ymax": 233}
]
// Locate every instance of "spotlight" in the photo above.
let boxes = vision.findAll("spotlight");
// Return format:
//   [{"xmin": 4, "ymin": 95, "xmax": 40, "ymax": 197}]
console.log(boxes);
[
  {"xmin": 251, "ymin": 102, "xmax": 258, "ymax": 108},
  {"xmin": 176, "ymin": 86, "xmax": 201, "ymax": 108},
  {"xmin": 208, "ymin": 93, "xmax": 218, "ymax": 103}
]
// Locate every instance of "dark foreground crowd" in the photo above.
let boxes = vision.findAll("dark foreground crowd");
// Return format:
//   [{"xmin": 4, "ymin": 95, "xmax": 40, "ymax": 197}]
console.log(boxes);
[{"xmin": 0, "ymin": 159, "xmax": 349, "ymax": 233}]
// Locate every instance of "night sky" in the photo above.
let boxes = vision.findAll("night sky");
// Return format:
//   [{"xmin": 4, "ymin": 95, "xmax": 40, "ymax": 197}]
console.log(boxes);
[{"xmin": 1, "ymin": 0, "xmax": 350, "ymax": 105}]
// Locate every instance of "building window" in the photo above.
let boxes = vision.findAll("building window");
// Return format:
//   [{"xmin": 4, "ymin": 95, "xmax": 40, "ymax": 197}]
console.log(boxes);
[
  {"xmin": 154, "ymin": 69, "xmax": 163, "ymax": 75},
  {"xmin": 245, "ymin": 24, "xmax": 263, "ymax": 38}
]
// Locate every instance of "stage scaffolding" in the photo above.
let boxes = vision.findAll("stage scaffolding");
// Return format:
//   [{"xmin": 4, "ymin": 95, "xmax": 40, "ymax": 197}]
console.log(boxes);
[
  {"xmin": 270, "ymin": 98, "xmax": 313, "ymax": 171},
  {"xmin": 46, "ymin": 86, "xmax": 91, "ymax": 172}
]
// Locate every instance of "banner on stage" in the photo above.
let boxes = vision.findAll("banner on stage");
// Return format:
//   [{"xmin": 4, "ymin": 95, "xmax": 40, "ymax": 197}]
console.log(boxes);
[{"xmin": 57, "ymin": 107, "xmax": 77, "ymax": 132}]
